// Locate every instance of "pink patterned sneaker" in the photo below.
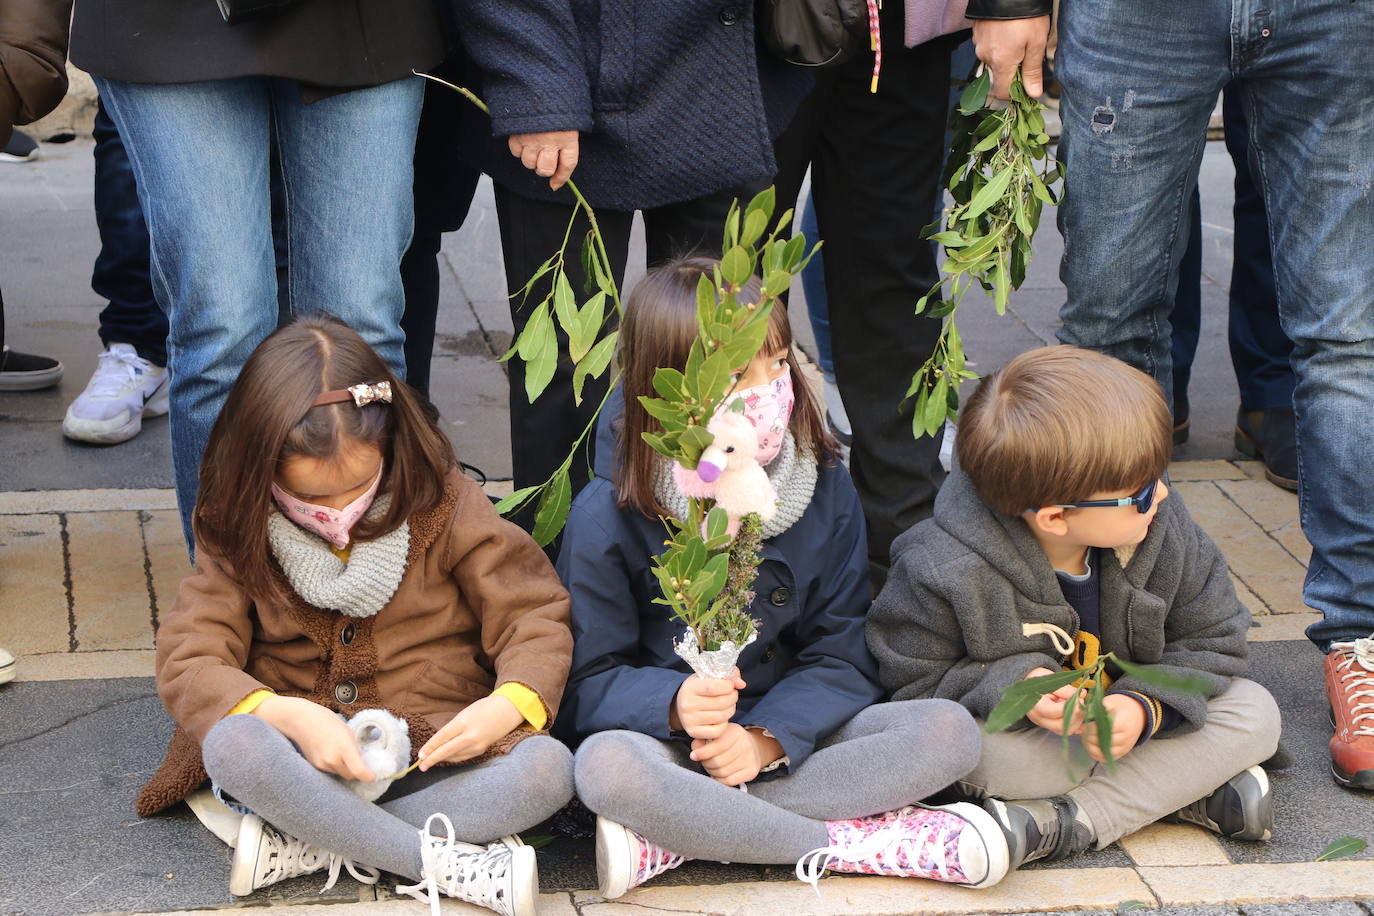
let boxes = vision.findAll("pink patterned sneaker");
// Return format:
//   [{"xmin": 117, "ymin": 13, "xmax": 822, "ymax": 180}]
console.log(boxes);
[
  {"xmin": 595, "ymin": 815, "xmax": 690, "ymax": 899},
  {"xmin": 796, "ymin": 802, "xmax": 1009, "ymax": 891}
]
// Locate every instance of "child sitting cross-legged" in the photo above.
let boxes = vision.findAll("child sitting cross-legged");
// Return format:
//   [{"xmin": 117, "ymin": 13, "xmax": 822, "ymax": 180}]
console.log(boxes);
[{"xmin": 867, "ymin": 345, "xmax": 1282, "ymax": 869}]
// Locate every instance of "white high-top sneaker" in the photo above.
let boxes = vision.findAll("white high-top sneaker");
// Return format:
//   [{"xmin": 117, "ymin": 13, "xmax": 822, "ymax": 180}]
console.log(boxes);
[
  {"xmin": 228, "ymin": 814, "xmax": 379, "ymax": 896},
  {"xmin": 396, "ymin": 813, "xmax": 536, "ymax": 916},
  {"xmin": 62, "ymin": 343, "xmax": 169, "ymax": 444},
  {"xmin": 595, "ymin": 815, "xmax": 689, "ymax": 899}
]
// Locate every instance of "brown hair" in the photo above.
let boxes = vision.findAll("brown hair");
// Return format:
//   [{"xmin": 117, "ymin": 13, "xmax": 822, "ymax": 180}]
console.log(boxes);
[
  {"xmin": 193, "ymin": 314, "xmax": 456, "ymax": 602},
  {"xmin": 615, "ymin": 256, "xmax": 838, "ymax": 518},
  {"xmin": 955, "ymin": 345, "xmax": 1172, "ymax": 516}
]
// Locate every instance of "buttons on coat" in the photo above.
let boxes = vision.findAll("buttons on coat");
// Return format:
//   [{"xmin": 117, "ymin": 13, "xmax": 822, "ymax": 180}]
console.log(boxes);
[
  {"xmin": 769, "ymin": 586, "xmax": 790, "ymax": 606},
  {"xmin": 340, "ymin": 623, "xmax": 355, "ymax": 646},
  {"xmin": 719, "ymin": 6, "xmax": 740, "ymax": 25},
  {"xmin": 762, "ymin": 642, "xmax": 777, "ymax": 662},
  {"xmin": 335, "ymin": 681, "xmax": 358, "ymax": 705}
]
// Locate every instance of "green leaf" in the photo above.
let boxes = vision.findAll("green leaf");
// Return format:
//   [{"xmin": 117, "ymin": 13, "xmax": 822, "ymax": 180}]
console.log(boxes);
[
  {"xmin": 1116, "ymin": 900, "xmax": 1151, "ymax": 913},
  {"xmin": 689, "ymin": 553, "xmax": 729, "ymax": 601},
  {"xmin": 957, "ymin": 68, "xmax": 991, "ymax": 115},
  {"xmin": 652, "ymin": 367, "xmax": 689, "ymax": 403},
  {"xmin": 553, "ymin": 272, "xmax": 578, "ymax": 337},
  {"xmin": 523, "ymin": 308, "xmax": 559, "ymax": 403},
  {"xmin": 519, "ymin": 834, "xmax": 557, "ymax": 850},
  {"xmin": 984, "ymin": 668, "xmax": 1083, "ymax": 733},
  {"xmin": 493, "ymin": 484, "xmax": 542, "ymax": 516},
  {"xmin": 962, "ymin": 166, "xmax": 1015, "ymax": 222},
  {"xmin": 696, "ymin": 273, "xmax": 718, "ymax": 335},
  {"xmin": 514, "ymin": 302, "xmax": 549, "ymax": 361},
  {"xmin": 994, "ymin": 256, "xmax": 1010, "ymax": 314},
  {"xmin": 705, "ymin": 506, "xmax": 729, "ymax": 541},
  {"xmin": 923, "ymin": 374, "xmax": 949, "ymax": 434},
  {"xmin": 1111, "ymin": 657, "xmax": 1215, "ymax": 695},
  {"xmin": 530, "ymin": 467, "xmax": 572, "ymax": 547},
  {"xmin": 720, "ymin": 246, "xmax": 753, "ymax": 288},
  {"xmin": 697, "ymin": 350, "xmax": 737, "ymax": 408},
  {"xmin": 570, "ymin": 292, "xmax": 607, "ymax": 363},
  {"xmin": 744, "ymin": 185, "xmax": 776, "ymax": 226},
  {"xmin": 761, "ymin": 269, "xmax": 792, "ymax": 298},
  {"xmin": 741, "ymin": 208, "xmax": 769, "ymax": 247},
  {"xmin": 1316, "ymin": 837, "xmax": 1367, "ymax": 861},
  {"xmin": 782, "ymin": 234, "xmax": 808, "ymax": 271},
  {"xmin": 572, "ymin": 331, "xmax": 617, "ymax": 405}
]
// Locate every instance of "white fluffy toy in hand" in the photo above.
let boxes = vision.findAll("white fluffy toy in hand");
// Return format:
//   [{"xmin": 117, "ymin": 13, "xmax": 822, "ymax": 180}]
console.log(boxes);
[
  {"xmin": 344, "ymin": 708, "xmax": 411, "ymax": 801},
  {"xmin": 674, "ymin": 412, "xmax": 777, "ymax": 536}
]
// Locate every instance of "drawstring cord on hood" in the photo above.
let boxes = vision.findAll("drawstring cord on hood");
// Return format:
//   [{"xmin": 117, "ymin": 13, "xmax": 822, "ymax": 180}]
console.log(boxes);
[{"xmin": 1022, "ymin": 621, "xmax": 1075, "ymax": 656}]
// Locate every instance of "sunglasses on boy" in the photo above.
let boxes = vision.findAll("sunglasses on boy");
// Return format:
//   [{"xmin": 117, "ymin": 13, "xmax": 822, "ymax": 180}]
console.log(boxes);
[{"xmin": 1054, "ymin": 478, "xmax": 1161, "ymax": 515}]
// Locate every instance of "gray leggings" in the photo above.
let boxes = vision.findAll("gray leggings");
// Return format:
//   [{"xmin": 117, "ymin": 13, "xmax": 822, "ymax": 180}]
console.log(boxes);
[
  {"xmin": 201, "ymin": 713, "xmax": 575, "ymax": 879},
  {"xmin": 573, "ymin": 699, "xmax": 981, "ymax": 864}
]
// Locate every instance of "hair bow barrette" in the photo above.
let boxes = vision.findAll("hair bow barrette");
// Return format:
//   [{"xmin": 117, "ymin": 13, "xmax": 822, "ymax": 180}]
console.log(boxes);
[{"xmin": 312, "ymin": 381, "xmax": 393, "ymax": 408}]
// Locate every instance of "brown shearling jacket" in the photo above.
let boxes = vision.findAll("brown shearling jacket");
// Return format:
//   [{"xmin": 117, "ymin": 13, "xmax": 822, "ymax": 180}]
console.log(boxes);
[
  {"xmin": 136, "ymin": 470, "xmax": 573, "ymax": 816},
  {"xmin": 0, "ymin": 0, "xmax": 73, "ymax": 146}
]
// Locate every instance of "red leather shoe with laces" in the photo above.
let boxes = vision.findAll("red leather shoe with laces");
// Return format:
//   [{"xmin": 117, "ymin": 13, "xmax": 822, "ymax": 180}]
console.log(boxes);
[{"xmin": 1325, "ymin": 637, "xmax": 1374, "ymax": 790}]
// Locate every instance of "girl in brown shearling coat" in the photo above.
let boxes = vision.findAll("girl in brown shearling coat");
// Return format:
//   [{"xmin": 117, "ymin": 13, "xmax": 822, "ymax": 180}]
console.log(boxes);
[{"xmin": 138, "ymin": 316, "xmax": 573, "ymax": 916}]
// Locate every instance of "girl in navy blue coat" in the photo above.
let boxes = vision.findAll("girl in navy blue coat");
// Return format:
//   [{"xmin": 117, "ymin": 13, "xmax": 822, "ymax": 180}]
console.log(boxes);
[{"xmin": 555, "ymin": 257, "xmax": 1009, "ymax": 898}]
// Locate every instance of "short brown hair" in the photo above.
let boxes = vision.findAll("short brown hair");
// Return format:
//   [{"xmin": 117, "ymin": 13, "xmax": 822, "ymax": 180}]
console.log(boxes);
[
  {"xmin": 194, "ymin": 314, "xmax": 456, "ymax": 602},
  {"xmin": 955, "ymin": 346, "xmax": 1172, "ymax": 516},
  {"xmin": 615, "ymin": 256, "xmax": 838, "ymax": 518}
]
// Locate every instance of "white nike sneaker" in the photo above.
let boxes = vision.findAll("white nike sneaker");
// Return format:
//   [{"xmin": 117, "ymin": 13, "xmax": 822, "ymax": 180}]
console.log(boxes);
[{"xmin": 62, "ymin": 343, "xmax": 169, "ymax": 444}]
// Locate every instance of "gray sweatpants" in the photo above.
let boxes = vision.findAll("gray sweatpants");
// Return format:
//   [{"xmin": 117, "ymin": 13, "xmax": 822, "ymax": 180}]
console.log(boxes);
[
  {"xmin": 956, "ymin": 678, "xmax": 1281, "ymax": 847},
  {"xmin": 573, "ymin": 699, "xmax": 981, "ymax": 863},
  {"xmin": 201, "ymin": 713, "xmax": 575, "ymax": 879}
]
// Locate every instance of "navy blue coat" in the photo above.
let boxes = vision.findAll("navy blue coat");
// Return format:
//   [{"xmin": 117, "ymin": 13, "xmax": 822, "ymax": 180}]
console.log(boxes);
[
  {"xmin": 554, "ymin": 394, "xmax": 883, "ymax": 770},
  {"xmin": 455, "ymin": 0, "xmax": 812, "ymax": 210}
]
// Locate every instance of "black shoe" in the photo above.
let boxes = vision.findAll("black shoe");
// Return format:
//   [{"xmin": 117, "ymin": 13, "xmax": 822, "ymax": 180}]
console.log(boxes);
[
  {"xmin": 1235, "ymin": 406, "xmax": 1298, "ymax": 491},
  {"xmin": 1165, "ymin": 765, "xmax": 1273, "ymax": 841},
  {"xmin": 981, "ymin": 796, "xmax": 1093, "ymax": 869},
  {"xmin": 0, "ymin": 346, "xmax": 63, "ymax": 391},
  {"xmin": 0, "ymin": 129, "xmax": 39, "ymax": 162}
]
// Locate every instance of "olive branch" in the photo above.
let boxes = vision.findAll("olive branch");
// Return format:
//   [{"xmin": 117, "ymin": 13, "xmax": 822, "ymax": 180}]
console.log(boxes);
[{"xmin": 907, "ymin": 66, "xmax": 1063, "ymax": 438}]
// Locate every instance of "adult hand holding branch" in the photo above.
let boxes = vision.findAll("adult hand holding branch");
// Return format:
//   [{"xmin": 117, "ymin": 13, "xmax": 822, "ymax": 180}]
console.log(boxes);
[{"xmin": 509, "ymin": 130, "xmax": 580, "ymax": 190}]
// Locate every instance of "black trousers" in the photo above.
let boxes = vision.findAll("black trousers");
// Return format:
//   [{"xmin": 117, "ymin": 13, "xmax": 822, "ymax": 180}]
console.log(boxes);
[
  {"xmin": 778, "ymin": 10, "xmax": 960, "ymax": 587},
  {"xmin": 493, "ymin": 172, "xmax": 806, "ymax": 533}
]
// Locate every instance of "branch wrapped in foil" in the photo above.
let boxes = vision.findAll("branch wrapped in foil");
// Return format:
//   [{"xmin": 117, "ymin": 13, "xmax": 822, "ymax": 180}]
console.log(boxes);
[{"xmin": 673, "ymin": 626, "xmax": 758, "ymax": 680}]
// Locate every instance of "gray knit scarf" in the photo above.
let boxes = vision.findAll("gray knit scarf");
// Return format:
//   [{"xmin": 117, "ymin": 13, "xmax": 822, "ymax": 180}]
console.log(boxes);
[
  {"xmin": 267, "ymin": 494, "xmax": 410, "ymax": 618},
  {"xmin": 653, "ymin": 431, "xmax": 818, "ymax": 539}
]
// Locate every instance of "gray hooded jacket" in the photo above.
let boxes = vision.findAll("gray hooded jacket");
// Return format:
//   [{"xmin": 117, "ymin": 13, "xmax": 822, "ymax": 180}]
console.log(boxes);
[{"xmin": 866, "ymin": 467, "xmax": 1250, "ymax": 734}]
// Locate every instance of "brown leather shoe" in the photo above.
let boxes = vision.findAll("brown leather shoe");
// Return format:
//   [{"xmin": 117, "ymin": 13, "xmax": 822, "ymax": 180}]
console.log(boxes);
[{"xmin": 1325, "ymin": 637, "xmax": 1374, "ymax": 789}]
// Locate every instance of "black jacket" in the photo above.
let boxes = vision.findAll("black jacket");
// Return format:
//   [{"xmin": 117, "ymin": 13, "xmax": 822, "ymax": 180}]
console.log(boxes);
[
  {"xmin": 70, "ymin": 0, "xmax": 444, "ymax": 88},
  {"xmin": 965, "ymin": 0, "xmax": 1052, "ymax": 19}
]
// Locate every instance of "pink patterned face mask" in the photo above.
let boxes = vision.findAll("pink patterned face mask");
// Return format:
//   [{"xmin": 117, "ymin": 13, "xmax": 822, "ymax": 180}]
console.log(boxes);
[
  {"xmin": 271, "ymin": 464, "xmax": 383, "ymax": 550},
  {"xmin": 723, "ymin": 368, "xmax": 795, "ymax": 466}
]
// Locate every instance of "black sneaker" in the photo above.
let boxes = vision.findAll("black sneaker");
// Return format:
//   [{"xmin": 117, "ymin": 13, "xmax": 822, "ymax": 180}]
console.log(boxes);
[
  {"xmin": 981, "ymin": 796, "xmax": 1093, "ymax": 869},
  {"xmin": 0, "ymin": 129, "xmax": 39, "ymax": 162},
  {"xmin": 1235, "ymin": 406, "xmax": 1298, "ymax": 491},
  {"xmin": 0, "ymin": 346, "xmax": 63, "ymax": 391},
  {"xmin": 1165, "ymin": 765, "xmax": 1273, "ymax": 841}
]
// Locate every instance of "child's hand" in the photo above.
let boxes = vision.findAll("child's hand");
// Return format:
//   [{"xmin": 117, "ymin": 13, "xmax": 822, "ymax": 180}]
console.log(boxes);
[
  {"xmin": 689, "ymin": 723, "xmax": 779, "ymax": 787},
  {"xmin": 1082, "ymin": 694, "xmax": 1147, "ymax": 763},
  {"xmin": 419, "ymin": 695, "xmax": 526, "ymax": 770},
  {"xmin": 253, "ymin": 696, "xmax": 375, "ymax": 782},
  {"xmin": 670, "ymin": 669, "xmax": 745, "ymax": 740},
  {"xmin": 1023, "ymin": 666, "xmax": 1086, "ymax": 735}
]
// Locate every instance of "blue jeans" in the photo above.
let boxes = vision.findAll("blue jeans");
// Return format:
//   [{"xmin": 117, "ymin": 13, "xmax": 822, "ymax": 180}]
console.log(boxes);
[
  {"xmin": 92, "ymin": 95, "xmax": 168, "ymax": 367},
  {"xmin": 97, "ymin": 76, "xmax": 422, "ymax": 546},
  {"xmin": 1054, "ymin": 0, "xmax": 1374, "ymax": 648}
]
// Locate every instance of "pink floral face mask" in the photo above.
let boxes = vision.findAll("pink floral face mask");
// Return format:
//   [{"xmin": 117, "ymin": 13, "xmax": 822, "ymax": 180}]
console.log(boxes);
[
  {"xmin": 723, "ymin": 368, "xmax": 795, "ymax": 466},
  {"xmin": 270, "ymin": 465, "xmax": 383, "ymax": 550}
]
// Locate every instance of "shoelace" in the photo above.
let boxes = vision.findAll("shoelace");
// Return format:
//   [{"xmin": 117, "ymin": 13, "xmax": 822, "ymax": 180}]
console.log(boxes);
[
  {"xmin": 630, "ymin": 830, "xmax": 686, "ymax": 887},
  {"xmin": 1332, "ymin": 637, "xmax": 1374, "ymax": 737},
  {"xmin": 396, "ymin": 813, "xmax": 513, "ymax": 916},
  {"xmin": 794, "ymin": 815, "xmax": 955, "ymax": 892},
  {"xmin": 87, "ymin": 347, "xmax": 150, "ymax": 398},
  {"xmin": 258, "ymin": 825, "xmax": 379, "ymax": 892}
]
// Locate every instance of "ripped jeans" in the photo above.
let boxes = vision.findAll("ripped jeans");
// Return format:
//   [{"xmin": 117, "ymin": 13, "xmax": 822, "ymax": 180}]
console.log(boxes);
[{"xmin": 1053, "ymin": 0, "xmax": 1374, "ymax": 649}]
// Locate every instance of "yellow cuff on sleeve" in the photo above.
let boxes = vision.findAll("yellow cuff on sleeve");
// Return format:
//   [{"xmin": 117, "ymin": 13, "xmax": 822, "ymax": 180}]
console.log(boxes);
[
  {"xmin": 492, "ymin": 683, "xmax": 547, "ymax": 730},
  {"xmin": 227, "ymin": 689, "xmax": 275, "ymax": 718}
]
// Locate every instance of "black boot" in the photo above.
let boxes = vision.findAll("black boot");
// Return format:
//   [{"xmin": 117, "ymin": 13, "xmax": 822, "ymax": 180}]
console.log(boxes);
[{"xmin": 1234, "ymin": 406, "xmax": 1298, "ymax": 491}]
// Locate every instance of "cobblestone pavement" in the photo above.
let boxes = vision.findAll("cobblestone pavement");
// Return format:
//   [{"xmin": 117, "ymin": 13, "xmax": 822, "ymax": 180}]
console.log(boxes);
[{"xmin": 2, "ymin": 138, "xmax": 1372, "ymax": 916}]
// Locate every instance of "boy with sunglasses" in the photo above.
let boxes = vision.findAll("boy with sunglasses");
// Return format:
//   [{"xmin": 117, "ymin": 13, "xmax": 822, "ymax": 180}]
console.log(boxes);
[{"xmin": 867, "ymin": 346, "xmax": 1281, "ymax": 871}]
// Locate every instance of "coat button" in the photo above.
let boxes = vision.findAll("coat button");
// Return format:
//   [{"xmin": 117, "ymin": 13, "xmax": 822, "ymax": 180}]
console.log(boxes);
[
  {"xmin": 719, "ymin": 6, "xmax": 739, "ymax": 25},
  {"xmin": 335, "ymin": 681, "xmax": 358, "ymax": 705},
  {"xmin": 340, "ymin": 623, "xmax": 355, "ymax": 646},
  {"xmin": 769, "ymin": 586, "xmax": 790, "ymax": 606},
  {"xmin": 763, "ymin": 642, "xmax": 776, "ymax": 661}
]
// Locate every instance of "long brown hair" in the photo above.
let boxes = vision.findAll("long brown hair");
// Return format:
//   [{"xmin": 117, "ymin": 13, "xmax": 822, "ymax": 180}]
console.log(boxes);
[
  {"xmin": 615, "ymin": 256, "xmax": 838, "ymax": 518},
  {"xmin": 193, "ymin": 314, "xmax": 456, "ymax": 602}
]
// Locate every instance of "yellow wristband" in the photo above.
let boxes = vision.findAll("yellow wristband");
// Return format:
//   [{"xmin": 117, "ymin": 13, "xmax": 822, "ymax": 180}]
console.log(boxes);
[
  {"xmin": 227, "ymin": 688, "xmax": 275, "ymax": 717},
  {"xmin": 492, "ymin": 683, "xmax": 547, "ymax": 730}
]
